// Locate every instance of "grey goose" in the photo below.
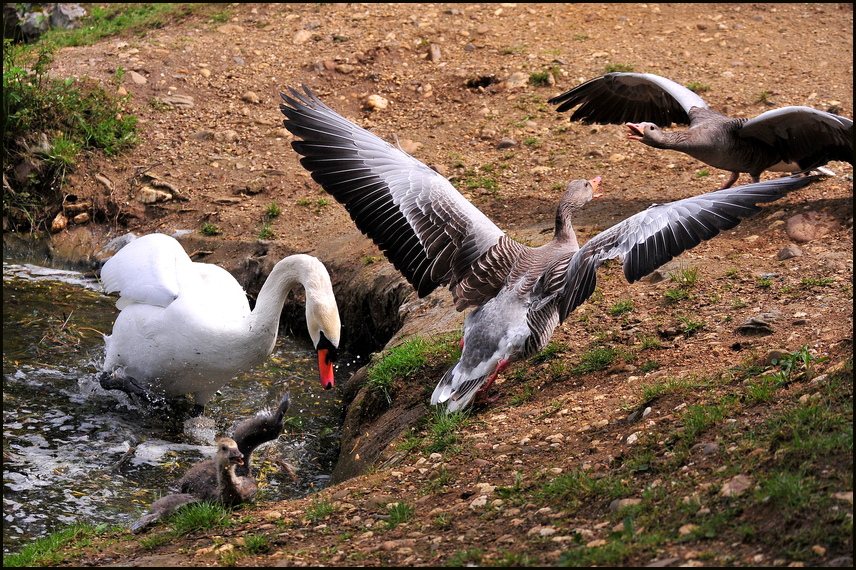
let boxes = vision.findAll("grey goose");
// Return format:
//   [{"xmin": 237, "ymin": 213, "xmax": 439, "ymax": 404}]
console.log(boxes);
[
  {"xmin": 279, "ymin": 85, "xmax": 821, "ymax": 412},
  {"xmin": 548, "ymin": 72, "xmax": 852, "ymax": 189}
]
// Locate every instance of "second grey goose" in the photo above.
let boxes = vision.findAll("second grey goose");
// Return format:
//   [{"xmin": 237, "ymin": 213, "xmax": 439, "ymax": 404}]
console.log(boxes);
[
  {"xmin": 548, "ymin": 72, "xmax": 852, "ymax": 189},
  {"xmin": 279, "ymin": 85, "xmax": 820, "ymax": 412}
]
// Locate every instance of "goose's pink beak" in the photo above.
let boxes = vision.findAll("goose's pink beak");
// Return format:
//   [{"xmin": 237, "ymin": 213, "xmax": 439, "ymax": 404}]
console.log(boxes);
[
  {"xmin": 626, "ymin": 123, "xmax": 644, "ymax": 141},
  {"xmin": 589, "ymin": 176, "xmax": 603, "ymax": 199},
  {"xmin": 318, "ymin": 349, "xmax": 335, "ymax": 389}
]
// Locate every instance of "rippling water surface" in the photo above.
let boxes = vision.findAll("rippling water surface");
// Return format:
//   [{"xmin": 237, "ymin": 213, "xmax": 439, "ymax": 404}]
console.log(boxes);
[{"xmin": 2, "ymin": 261, "xmax": 360, "ymax": 556}]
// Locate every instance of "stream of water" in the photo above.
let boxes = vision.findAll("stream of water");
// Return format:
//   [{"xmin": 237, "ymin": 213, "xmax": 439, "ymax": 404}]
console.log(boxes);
[{"xmin": 2, "ymin": 261, "xmax": 361, "ymax": 556}]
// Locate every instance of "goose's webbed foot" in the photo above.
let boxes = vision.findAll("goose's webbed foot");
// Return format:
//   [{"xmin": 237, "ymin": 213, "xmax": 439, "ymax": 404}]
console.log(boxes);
[{"xmin": 99, "ymin": 371, "xmax": 171, "ymax": 409}]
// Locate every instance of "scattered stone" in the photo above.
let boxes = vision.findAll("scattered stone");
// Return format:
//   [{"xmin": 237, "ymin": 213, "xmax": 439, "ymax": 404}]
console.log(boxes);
[
  {"xmin": 128, "ymin": 70, "xmax": 147, "ymax": 85},
  {"xmin": 242, "ymin": 91, "xmax": 260, "ymax": 104},
  {"xmin": 646, "ymin": 558, "xmax": 682, "ymax": 567},
  {"xmin": 735, "ymin": 312, "xmax": 780, "ymax": 335},
  {"xmin": 138, "ymin": 186, "xmax": 173, "ymax": 204},
  {"xmin": 51, "ymin": 212, "xmax": 68, "ymax": 233},
  {"xmin": 690, "ymin": 442, "xmax": 719, "ymax": 456},
  {"xmin": 506, "ymin": 71, "xmax": 529, "ymax": 89},
  {"xmin": 217, "ymin": 24, "xmax": 244, "ymax": 34},
  {"xmin": 199, "ymin": 68, "xmax": 211, "ymax": 78},
  {"xmin": 214, "ymin": 130, "xmax": 239, "ymax": 143},
  {"xmin": 831, "ymin": 491, "xmax": 853, "ymax": 504},
  {"xmin": 609, "ymin": 497, "xmax": 642, "ymax": 511},
  {"xmin": 363, "ymin": 94, "xmax": 389, "ymax": 111},
  {"xmin": 679, "ymin": 523, "xmax": 699, "ymax": 536},
  {"xmin": 497, "ymin": 139, "xmax": 516, "ymax": 149},
  {"xmin": 189, "ymin": 130, "xmax": 215, "ymax": 141},
  {"xmin": 335, "ymin": 63, "xmax": 356, "ymax": 74},
  {"xmin": 156, "ymin": 95, "xmax": 195, "ymax": 108},
  {"xmin": 397, "ymin": 139, "xmax": 423, "ymax": 155},
  {"xmin": 720, "ymin": 474, "xmax": 752, "ymax": 497},
  {"xmin": 428, "ymin": 44, "xmax": 442, "ymax": 62},
  {"xmin": 72, "ymin": 212, "xmax": 90, "ymax": 224},
  {"xmin": 786, "ymin": 211, "xmax": 840, "ymax": 242}
]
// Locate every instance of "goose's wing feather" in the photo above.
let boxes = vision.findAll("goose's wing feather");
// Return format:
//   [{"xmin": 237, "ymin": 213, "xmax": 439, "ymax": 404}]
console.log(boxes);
[
  {"xmin": 738, "ymin": 106, "xmax": 854, "ymax": 169},
  {"xmin": 547, "ymin": 72, "xmax": 708, "ymax": 126},
  {"xmin": 100, "ymin": 233, "xmax": 199, "ymax": 309},
  {"xmin": 280, "ymin": 86, "xmax": 506, "ymax": 302},
  {"xmin": 557, "ymin": 174, "xmax": 820, "ymax": 320}
]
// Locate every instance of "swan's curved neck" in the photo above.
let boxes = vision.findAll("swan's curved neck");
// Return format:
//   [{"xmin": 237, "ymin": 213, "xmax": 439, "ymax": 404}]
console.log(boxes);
[{"xmin": 247, "ymin": 254, "xmax": 333, "ymax": 349}]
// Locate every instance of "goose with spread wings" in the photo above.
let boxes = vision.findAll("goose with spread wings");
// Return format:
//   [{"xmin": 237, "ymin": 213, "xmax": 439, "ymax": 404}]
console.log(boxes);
[
  {"xmin": 279, "ymin": 85, "xmax": 819, "ymax": 412},
  {"xmin": 548, "ymin": 72, "xmax": 852, "ymax": 189}
]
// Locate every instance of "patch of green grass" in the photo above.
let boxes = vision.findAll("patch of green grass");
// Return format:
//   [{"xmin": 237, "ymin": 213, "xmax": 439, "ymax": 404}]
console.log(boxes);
[
  {"xmin": 756, "ymin": 90, "xmax": 773, "ymax": 104},
  {"xmin": 677, "ymin": 316, "xmax": 704, "ymax": 336},
  {"xmin": 639, "ymin": 360, "xmax": 661, "ymax": 373},
  {"xmin": 385, "ymin": 501, "xmax": 415, "ymax": 529},
  {"xmin": 610, "ymin": 299, "xmax": 634, "ymax": 316},
  {"xmin": 3, "ymin": 39, "xmax": 139, "ymax": 230},
  {"xmin": 639, "ymin": 335, "xmax": 661, "ymax": 350},
  {"xmin": 604, "ymin": 63, "xmax": 634, "ymax": 73},
  {"xmin": 424, "ymin": 407, "xmax": 470, "ymax": 454},
  {"xmin": 447, "ymin": 547, "xmax": 484, "ymax": 566},
  {"xmin": 664, "ymin": 287, "xmax": 690, "ymax": 303},
  {"xmin": 538, "ymin": 468, "xmax": 631, "ymax": 510},
  {"xmin": 200, "ymin": 222, "xmax": 221, "ymax": 236},
  {"xmin": 366, "ymin": 337, "xmax": 438, "ymax": 405},
  {"xmin": 669, "ymin": 266, "xmax": 699, "ymax": 287},
  {"xmin": 168, "ymin": 501, "xmax": 233, "ymax": 536},
  {"xmin": 686, "ymin": 81, "xmax": 711, "ymax": 93},
  {"xmin": 257, "ymin": 223, "xmax": 275, "ymax": 240},
  {"xmin": 243, "ymin": 533, "xmax": 271, "ymax": 555},
  {"xmin": 3, "ymin": 522, "xmax": 109, "ymax": 567},
  {"xmin": 800, "ymin": 276, "xmax": 835, "ymax": 288},
  {"xmin": 508, "ymin": 383, "xmax": 535, "ymax": 406},
  {"xmin": 264, "ymin": 201, "xmax": 281, "ymax": 219},
  {"xmin": 696, "ymin": 169, "xmax": 711, "ymax": 177},
  {"xmin": 36, "ymin": 4, "xmax": 206, "ymax": 48},
  {"xmin": 532, "ymin": 340, "xmax": 569, "ymax": 363},
  {"xmin": 522, "ymin": 137, "xmax": 541, "ymax": 148},
  {"xmin": 305, "ymin": 496, "xmax": 337, "ymax": 521},
  {"xmin": 572, "ymin": 346, "xmax": 617, "ymax": 374}
]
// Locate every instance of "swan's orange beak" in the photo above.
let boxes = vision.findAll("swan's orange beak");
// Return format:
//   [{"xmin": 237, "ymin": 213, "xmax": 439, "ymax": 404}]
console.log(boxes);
[
  {"xmin": 318, "ymin": 349, "xmax": 335, "ymax": 390},
  {"xmin": 589, "ymin": 176, "xmax": 603, "ymax": 199}
]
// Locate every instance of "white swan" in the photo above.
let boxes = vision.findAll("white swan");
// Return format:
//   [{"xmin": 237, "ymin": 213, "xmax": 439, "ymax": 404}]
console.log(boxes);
[{"xmin": 98, "ymin": 233, "xmax": 341, "ymax": 413}]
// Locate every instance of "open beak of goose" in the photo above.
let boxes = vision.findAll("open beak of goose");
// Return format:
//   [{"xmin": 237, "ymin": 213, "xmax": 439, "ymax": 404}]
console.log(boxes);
[
  {"xmin": 318, "ymin": 349, "xmax": 335, "ymax": 390},
  {"xmin": 230, "ymin": 449, "xmax": 245, "ymax": 466},
  {"xmin": 625, "ymin": 123, "xmax": 645, "ymax": 141},
  {"xmin": 589, "ymin": 176, "xmax": 603, "ymax": 198}
]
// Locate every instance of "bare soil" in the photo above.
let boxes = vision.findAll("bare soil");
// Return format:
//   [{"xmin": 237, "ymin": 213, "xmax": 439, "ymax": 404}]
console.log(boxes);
[{"xmin": 20, "ymin": 3, "xmax": 853, "ymax": 567}]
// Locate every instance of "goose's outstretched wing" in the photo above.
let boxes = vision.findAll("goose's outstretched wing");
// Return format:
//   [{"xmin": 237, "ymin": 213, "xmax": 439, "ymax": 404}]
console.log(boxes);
[
  {"xmin": 738, "ymin": 106, "xmax": 854, "ymax": 170},
  {"xmin": 280, "ymin": 86, "xmax": 507, "ymax": 303},
  {"xmin": 548, "ymin": 72, "xmax": 709, "ymax": 126},
  {"xmin": 557, "ymin": 174, "xmax": 820, "ymax": 320}
]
